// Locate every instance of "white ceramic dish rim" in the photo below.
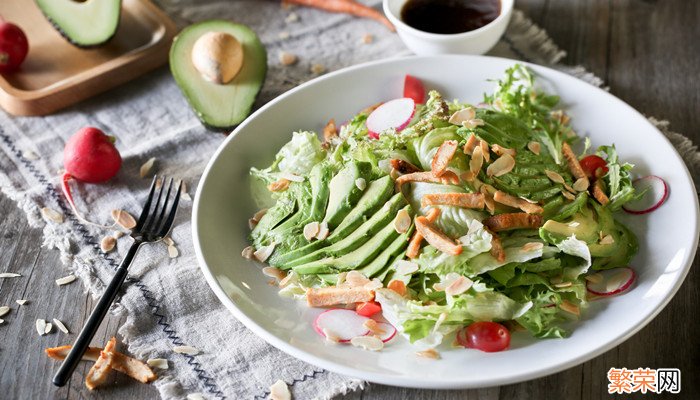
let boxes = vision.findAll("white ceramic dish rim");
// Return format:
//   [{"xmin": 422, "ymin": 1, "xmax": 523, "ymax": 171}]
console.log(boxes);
[
  {"xmin": 383, "ymin": 0, "xmax": 514, "ymax": 41},
  {"xmin": 192, "ymin": 55, "xmax": 699, "ymax": 389}
]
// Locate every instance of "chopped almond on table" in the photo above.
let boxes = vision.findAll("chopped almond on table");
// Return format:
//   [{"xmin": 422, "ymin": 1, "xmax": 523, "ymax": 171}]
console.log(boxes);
[
  {"xmin": 592, "ymin": 179, "xmax": 610, "ymax": 205},
  {"xmin": 390, "ymin": 158, "xmax": 422, "ymax": 174},
  {"xmin": 306, "ymin": 285, "xmax": 374, "ymax": 307},
  {"xmin": 414, "ymin": 216, "xmax": 462, "ymax": 256},
  {"xmin": 406, "ymin": 208, "xmax": 440, "ymax": 258},
  {"xmin": 431, "ymin": 140, "xmax": 459, "ymax": 177},
  {"xmin": 492, "ymin": 190, "xmax": 543, "ymax": 214},
  {"xmin": 420, "ymin": 192, "xmax": 485, "ymax": 209},
  {"xmin": 482, "ymin": 213, "xmax": 543, "ymax": 232}
]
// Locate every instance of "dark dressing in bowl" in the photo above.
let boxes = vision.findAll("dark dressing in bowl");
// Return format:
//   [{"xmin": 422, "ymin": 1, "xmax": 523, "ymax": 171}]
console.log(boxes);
[{"xmin": 400, "ymin": 0, "xmax": 501, "ymax": 35}]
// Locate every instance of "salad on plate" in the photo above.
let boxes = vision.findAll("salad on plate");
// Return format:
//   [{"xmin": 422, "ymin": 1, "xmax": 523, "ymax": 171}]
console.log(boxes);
[{"xmin": 242, "ymin": 65, "xmax": 667, "ymax": 354}]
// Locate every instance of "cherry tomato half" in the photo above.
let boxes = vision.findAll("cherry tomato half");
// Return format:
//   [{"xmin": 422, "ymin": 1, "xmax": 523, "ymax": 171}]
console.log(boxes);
[
  {"xmin": 356, "ymin": 301, "xmax": 382, "ymax": 317},
  {"xmin": 457, "ymin": 321, "xmax": 511, "ymax": 352},
  {"xmin": 403, "ymin": 74, "xmax": 425, "ymax": 104},
  {"xmin": 580, "ymin": 155, "xmax": 609, "ymax": 179}
]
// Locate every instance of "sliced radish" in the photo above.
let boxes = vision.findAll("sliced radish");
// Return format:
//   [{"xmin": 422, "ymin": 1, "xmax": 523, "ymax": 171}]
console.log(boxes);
[
  {"xmin": 623, "ymin": 175, "xmax": 669, "ymax": 214},
  {"xmin": 366, "ymin": 97, "xmax": 416, "ymax": 137},
  {"xmin": 403, "ymin": 75, "xmax": 425, "ymax": 104},
  {"xmin": 586, "ymin": 267, "xmax": 636, "ymax": 296},
  {"xmin": 370, "ymin": 321, "xmax": 397, "ymax": 343},
  {"xmin": 313, "ymin": 309, "xmax": 370, "ymax": 342}
]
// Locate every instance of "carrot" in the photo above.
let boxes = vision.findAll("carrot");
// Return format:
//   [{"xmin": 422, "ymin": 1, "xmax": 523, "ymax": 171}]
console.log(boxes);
[
  {"xmin": 282, "ymin": 0, "xmax": 396, "ymax": 31},
  {"xmin": 406, "ymin": 208, "xmax": 440, "ymax": 258}
]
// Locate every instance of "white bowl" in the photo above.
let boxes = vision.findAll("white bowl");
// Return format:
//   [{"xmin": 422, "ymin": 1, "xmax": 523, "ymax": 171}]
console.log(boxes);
[
  {"xmin": 193, "ymin": 55, "xmax": 699, "ymax": 389},
  {"xmin": 383, "ymin": 0, "xmax": 514, "ymax": 55}
]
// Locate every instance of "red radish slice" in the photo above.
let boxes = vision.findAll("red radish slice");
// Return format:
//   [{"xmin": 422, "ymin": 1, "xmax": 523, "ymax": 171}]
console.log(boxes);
[
  {"xmin": 623, "ymin": 175, "xmax": 669, "ymax": 214},
  {"xmin": 313, "ymin": 309, "xmax": 370, "ymax": 342},
  {"xmin": 366, "ymin": 98, "xmax": 416, "ymax": 137},
  {"xmin": 586, "ymin": 267, "xmax": 636, "ymax": 296},
  {"xmin": 403, "ymin": 75, "xmax": 425, "ymax": 104},
  {"xmin": 369, "ymin": 321, "xmax": 397, "ymax": 343}
]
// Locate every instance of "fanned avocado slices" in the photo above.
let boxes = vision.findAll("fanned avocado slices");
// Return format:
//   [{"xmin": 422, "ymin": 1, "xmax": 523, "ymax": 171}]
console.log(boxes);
[
  {"xmin": 170, "ymin": 20, "xmax": 267, "ymax": 131},
  {"xmin": 35, "ymin": 0, "xmax": 122, "ymax": 47}
]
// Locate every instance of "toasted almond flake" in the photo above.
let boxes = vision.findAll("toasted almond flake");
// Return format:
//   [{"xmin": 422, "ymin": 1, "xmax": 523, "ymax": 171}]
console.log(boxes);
[
  {"xmin": 479, "ymin": 140, "xmax": 490, "ymax": 162},
  {"xmin": 564, "ymin": 183, "xmax": 576, "ymax": 194},
  {"xmin": 444, "ymin": 276, "xmax": 473, "ymax": 296},
  {"xmin": 528, "ymin": 141, "xmax": 541, "ymax": 155},
  {"xmin": 491, "ymin": 144, "xmax": 516, "ymax": 157},
  {"xmin": 187, "ymin": 394, "xmax": 205, "ymax": 400},
  {"xmin": 56, "ymin": 275, "xmax": 76, "ymax": 286},
  {"xmin": 550, "ymin": 275, "xmax": 563, "ymax": 285},
  {"xmin": 100, "ymin": 236, "xmax": 116, "ymax": 253},
  {"xmin": 0, "ymin": 272, "xmax": 21, "ymax": 278},
  {"xmin": 562, "ymin": 190, "xmax": 576, "ymax": 201},
  {"xmin": 585, "ymin": 273, "xmax": 603, "ymax": 284},
  {"xmin": 470, "ymin": 145, "xmax": 484, "ymax": 175},
  {"xmin": 262, "ymin": 266, "xmax": 287, "ymax": 281},
  {"xmin": 363, "ymin": 319, "xmax": 386, "ymax": 336},
  {"xmin": 355, "ymin": 177, "xmax": 367, "ymax": 191},
  {"xmin": 416, "ymin": 348, "xmax": 441, "ymax": 359},
  {"xmin": 269, "ymin": 379, "xmax": 292, "ymax": 400},
  {"xmin": 242, "ymin": 246, "xmax": 255, "ymax": 259},
  {"xmin": 434, "ymin": 312, "xmax": 448, "ymax": 332},
  {"xmin": 44, "ymin": 322, "xmax": 53, "ymax": 334},
  {"xmin": 285, "ymin": 12, "xmax": 299, "ymax": 23},
  {"xmin": 350, "ymin": 335, "xmax": 384, "ymax": 351},
  {"xmin": 36, "ymin": 319, "xmax": 47, "ymax": 335},
  {"xmin": 322, "ymin": 328, "xmax": 340, "ymax": 344},
  {"xmin": 168, "ymin": 245, "xmax": 179, "ymax": 258},
  {"xmin": 311, "ymin": 63, "xmax": 326, "ymax": 75},
  {"xmin": 173, "ymin": 345, "xmax": 199, "ymax": 356},
  {"xmin": 448, "ymin": 107, "xmax": 475, "ymax": 125},
  {"xmin": 393, "ymin": 209, "xmax": 411, "ymax": 234},
  {"xmin": 545, "ymin": 169, "xmax": 565, "ymax": 184},
  {"xmin": 162, "ymin": 237, "xmax": 174, "ymax": 246},
  {"xmin": 599, "ymin": 234, "xmax": 615, "ymax": 245},
  {"xmin": 493, "ymin": 191, "xmax": 543, "ymax": 214},
  {"xmin": 111, "ymin": 209, "xmax": 136, "ymax": 230},
  {"xmin": 254, "ymin": 243, "xmax": 276, "ymax": 262},
  {"xmin": 139, "ymin": 157, "xmax": 156, "ymax": 178},
  {"xmin": 279, "ymin": 172, "xmax": 304, "ymax": 182},
  {"xmin": 486, "ymin": 154, "xmax": 515, "ymax": 177},
  {"xmin": 0, "ymin": 306, "xmax": 9, "ymax": 317},
  {"xmin": 248, "ymin": 218, "xmax": 258, "ymax": 230},
  {"xmin": 16, "ymin": 299, "xmax": 28, "ymax": 305},
  {"xmin": 303, "ymin": 221, "xmax": 320, "ymax": 241},
  {"xmin": 113, "ymin": 230, "xmax": 124, "ymax": 239},
  {"xmin": 278, "ymin": 51, "xmax": 298, "ymax": 66},
  {"xmin": 606, "ymin": 270, "xmax": 630, "ymax": 293},
  {"xmin": 147, "ymin": 358, "xmax": 169, "ymax": 369},
  {"xmin": 560, "ymin": 300, "xmax": 580, "ymax": 316},
  {"xmin": 253, "ymin": 208, "xmax": 268, "ymax": 221},
  {"xmin": 463, "ymin": 118, "xmax": 484, "ymax": 129},
  {"xmin": 522, "ymin": 242, "xmax": 544, "ymax": 252},
  {"xmin": 345, "ymin": 270, "xmax": 371, "ymax": 287},
  {"xmin": 279, "ymin": 271, "xmax": 296, "ymax": 288},
  {"xmin": 573, "ymin": 177, "xmax": 590, "ymax": 192},
  {"xmin": 316, "ymin": 222, "xmax": 330, "ymax": 240},
  {"xmin": 268, "ymin": 178, "xmax": 290, "ymax": 192},
  {"xmin": 363, "ymin": 278, "xmax": 383, "ymax": 290},
  {"xmin": 278, "ymin": 31, "xmax": 290, "ymax": 40},
  {"xmin": 395, "ymin": 260, "xmax": 419, "ymax": 275},
  {"xmin": 41, "ymin": 207, "xmax": 63, "ymax": 223},
  {"xmin": 181, "ymin": 192, "xmax": 192, "ymax": 201},
  {"xmin": 0, "ymin": 319, "xmax": 3, "ymax": 324},
  {"xmin": 53, "ymin": 318, "xmax": 69, "ymax": 334},
  {"xmin": 361, "ymin": 33, "xmax": 374, "ymax": 44},
  {"xmin": 554, "ymin": 281, "xmax": 573, "ymax": 288},
  {"xmin": 23, "ymin": 150, "xmax": 39, "ymax": 160}
]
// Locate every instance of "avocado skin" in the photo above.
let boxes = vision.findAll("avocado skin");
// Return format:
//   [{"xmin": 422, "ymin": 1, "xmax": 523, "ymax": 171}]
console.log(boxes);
[
  {"xmin": 170, "ymin": 20, "xmax": 267, "ymax": 131},
  {"xmin": 35, "ymin": 0, "xmax": 121, "ymax": 48}
]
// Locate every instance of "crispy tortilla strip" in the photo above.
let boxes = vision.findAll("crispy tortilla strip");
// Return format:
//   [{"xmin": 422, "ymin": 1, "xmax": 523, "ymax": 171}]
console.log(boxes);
[
  {"xmin": 306, "ymin": 286, "xmax": 374, "ymax": 307},
  {"xmin": 390, "ymin": 159, "xmax": 422, "ymax": 174},
  {"xmin": 489, "ymin": 232, "xmax": 506, "ymax": 262},
  {"xmin": 493, "ymin": 191, "xmax": 543, "ymax": 214},
  {"xmin": 46, "ymin": 345, "xmax": 157, "ymax": 383},
  {"xmin": 421, "ymin": 193, "xmax": 485, "ymax": 209},
  {"xmin": 561, "ymin": 143, "xmax": 589, "ymax": 183},
  {"xmin": 85, "ymin": 337, "xmax": 116, "ymax": 390},
  {"xmin": 406, "ymin": 208, "xmax": 440, "ymax": 258},
  {"xmin": 395, "ymin": 171, "xmax": 459, "ymax": 190},
  {"xmin": 483, "ymin": 213, "xmax": 543, "ymax": 232},
  {"xmin": 415, "ymin": 216, "xmax": 462, "ymax": 256},
  {"xmin": 431, "ymin": 140, "xmax": 459, "ymax": 177},
  {"xmin": 592, "ymin": 179, "xmax": 610, "ymax": 206},
  {"xmin": 463, "ymin": 133, "xmax": 479, "ymax": 155},
  {"xmin": 322, "ymin": 118, "xmax": 338, "ymax": 143},
  {"xmin": 480, "ymin": 184, "xmax": 496, "ymax": 214}
]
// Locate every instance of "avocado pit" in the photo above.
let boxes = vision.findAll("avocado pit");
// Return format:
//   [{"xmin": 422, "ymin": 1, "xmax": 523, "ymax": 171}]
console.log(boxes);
[{"xmin": 191, "ymin": 31, "xmax": 244, "ymax": 84}]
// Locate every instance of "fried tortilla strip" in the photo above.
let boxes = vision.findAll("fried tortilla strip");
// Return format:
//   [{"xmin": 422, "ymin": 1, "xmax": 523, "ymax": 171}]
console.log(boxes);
[
  {"xmin": 421, "ymin": 193, "xmax": 485, "ymax": 209},
  {"xmin": 85, "ymin": 337, "xmax": 116, "ymax": 390},
  {"xmin": 483, "ymin": 213, "xmax": 543, "ymax": 232},
  {"xmin": 431, "ymin": 140, "xmax": 459, "ymax": 177},
  {"xmin": 406, "ymin": 208, "xmax": 441, "ymax": 258},
  {"xmin": 489, "ymin": 232, "xmax": 506, "ymax": 262},
  {"xmin": 493, "ymin": 190, "xmax": 543, "ymax": 214},
  {"xmin": 395, "ymin": 171, "xmax": 459, "ymax": 190},
  {"xmin": 561, "ymin": 143, "xmax": 589, "ymax": 186},
  {"xmin": 306, "ymin": 286, "xmax": 374, "ymax": 307},
  {"xmin": 46, "ymin": 345, "xmax": 157, "ymax": 383},
  {"xmin": 463, "ymin": 133, "xmax": 479, "ymax": 155},
  {"xmin": 415, "ymin": 216, "xmax": 462, "ymax": 256},
  {"xmin": 322, "ymin": 118, "xmax": 338, "ymax": 143},
  {"xmin": 592, "ymin": 179, "xmax": 610, "ymax": 206},
  {"xmin": 390, "ymin": 159, "xmax": 422, "ymax": 174},
  {"xmin": 480, "ymin": 184, "xmax": 497, "ymax": 214}
]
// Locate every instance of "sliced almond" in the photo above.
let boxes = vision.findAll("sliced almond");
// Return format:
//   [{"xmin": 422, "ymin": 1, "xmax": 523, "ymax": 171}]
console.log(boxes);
[
  {"xmin": 393, "ymin": 209, "xmax": 412, "ymax": 234},
  {"xmin": 599, "ymin": 234, "xmax": 615, "ymax": 245},
  {"xmin": 345, "ymin": 270, "xmax": 371, "ymax": 287},
  {"xmin": 269, "ymin": 379, "xmax": 292, "ymax": 400},
  {"xmin": 162, "ymin": 237, "xmax": 175, "ymax": 246},
  {"xmin": 416, "ymin": 348, "xmax": 441, "ymax": 359},
  {"xmin": 241, "ymin": 246, "xmax": 255, "ymax": 259},
  {"xmin": 562, "ymin": 190, "xmax": 576, "ymax": 201},
  {"xmin": 147, "ymin": 358, "xmax": 169, "ymax": 369},
  {"xmin": 606, "ymin": 270, "xmax": 630, "ymax": 293},
  {"xmin": 16, "ymin": 299, "xmax": 28, "ymax": 305},
  {"xmin": 0, "ymin": 306, "xmax": 9, "ymax": 317},
  {"xmin": 444, "ymin": 276, "xmax": 473, "ymax": 296},
  {"xmin": 521, "ymin": 242, "xmax": 544, "ymax": 252},
  {"xmin": 448, "ymin": 107, "xmax": 475, "ymax": 125},
  {"xmin": 310, "ymin": 63, "xmax": 326, "ymax": 75},
  {"xmin": 113, "ymin": 231, "xmax": 124, "ymax": 239},
  {"xmin": 139, "ymin": 157, "xmax": 156, "ymax": 178},
  {"xmin": 111, "ymin": 210, "xmax": 136, "ymax": 230},
  {"xmin": 267, "ymin": 178, "xmax": 290, "ymax": 192},
  {"xmin": 41, "ymin": 207, "xmax": 63, "ymax": 223},
  {"xmin": 23, "ymin": 150, "xmax": 39, "ymax": 160},
  {"xmin": 527, "ymin": 141, "xmax": 541, "ymax": 155},
  {"xmin": 167, "ymin": 245, "xmax": 179, "ymax": 258},
  {"xmin": 36, "ymin": 319, "xmax": 47, "ymax": 336},
  {"xmin": 285, "ymin": 11, "xmax": 299, "ymax": 23},
  {"xmin": 491, "ymin": 144, "xmax": 516, "ymax": 157},
  {"xmin": 564, "ymin": 183, "xmax": 577, "ymax": 194},
  {"xmin": 355, "ymin": 177, "xmax": 367, "ymax": 191},
  {"xmin": 279, "ymin": 172, "xmax": 304, "ymax": 182},
  {"xmin": 479, "ymin": 140, "xmax": 490, "ymax": 162},
  {"xmin": 493, "ymin": 191, "xmax": 543, "ymax": 214},
  {"xmin": 303, "ymin": 221, "xmax": 320, "ymax": 241},
  {"xmin": 316, "ymin": 222, "xmax": 330, "ymax": 240},
  {"xmin": 395, "ymin": 260, "xmax": 419, "ymax": 275},
  {"xmin": 173, "ymin": 345, "xmax": 199, "ymax": 356},
  {"xmin": 187, "ymin": 394, "xmax": 205, "ymax": 400},
  {"xmin": 350, "ymin": 335, "xmax": 384, "ymax": 352},
  {"xmin": 262, "ymin": 266, "xmax": 287, "ymax": 281},
  {"xmin": 470, "ymin": 145, "xmax": 484, "ymax": 175},
  {"xmin": 463, "ymin": 133, "xmax": 478, "ymax": 155},
  {"xmin": 44, "ymin": 322, "xmax": 53, "ymax": 334},
  {"xmin": 486, "ymin": 154, "xmax": 515, "ymax": 177},
  {"xmin": 53, "ymin": 318, "xmax": 69, "ymax": 334},
  {"xmin": 322, "ymin": 328, "xmax": 340, "ymax": 344},
  {"xmin": 55, "ymin": 275, "xmax": 76, "ymax": 286},
  {"xmin": 278, "ymin": 51, "xmax": 298, "ymax": 66},
  {"xmin": 361, "ymin": 33, "xmax": 374, "ymax": 44},
  {"xmin": 463, "ymin": 118, "xmax": 484, "ymax": 129},
  {"xmin": 0, "ymin": 272, "xmax": 21, "ymax": 278},
  {"xmin": 545, "ymin": 169, "xmax": 565, "ymax": 184},
  {"xmin": 585, "ymin": 273, "xmax": 603, "ymax": 284},
  {"xmin": 363, "ymin": 278, "xmax": 383, "ymax": 290},
  {"xmin": 573, "ymin": 177, "xmax": 590, "ymax": 192},
  {"xmin": 253, "ymin": 208, "xmax": 268, "ymax": 221},
  {"xmin": 560, "ymin": 300, "xmax": 580, "ymax": 316},
  {"xmin": 363, "ymin": 319, "xmax": 387, "ymax": 336},
  {"xmin": 253, "ymin": 243, "xmax": 276, "ymax": 263},
  {"xmin": 248, "ymin": 218, "xmax": 258, "ymax": 230},
  {"xmin": 554, "ymin": 281, "xmax": 573, "ymax": 288},
  {"xmin": 180, "ymin": 182, "xmax": 191, "ymax": 201},
  {"xmin": 100, "ymin": 236, "xmax": 116, "ymax": 253}
]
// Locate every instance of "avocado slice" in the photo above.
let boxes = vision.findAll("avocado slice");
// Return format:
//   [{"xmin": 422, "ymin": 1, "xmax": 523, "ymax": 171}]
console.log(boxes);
[
  {"xmin": 35, "ymin": 0, "xmax": 121, "ymax": 47},
  {"xmin": 170, "ymin": 20, "xmax": 267, "ymax": 131},
  {"xmin": 270, "ymin": 175, "xmax": 394, "ymax": 266},
  {"xmin": 359, "ymin": 226, "xmax": 413, "ymax": 278},
  {"xmin": 323, "ymin": 161, "xmax": 373, "ymax": 228}
]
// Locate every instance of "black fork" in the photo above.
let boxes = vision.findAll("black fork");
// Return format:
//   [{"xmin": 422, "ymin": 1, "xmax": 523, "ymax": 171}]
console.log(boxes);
[{"xmin": 53, "ymin": 176, "xmax": 182, "ymax": 387}]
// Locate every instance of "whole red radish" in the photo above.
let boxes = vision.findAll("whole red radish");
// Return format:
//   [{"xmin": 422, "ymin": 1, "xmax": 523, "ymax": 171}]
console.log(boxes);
[{"xmin": 0, "ymin": 17, "xmax": 28, "ymax": 73}]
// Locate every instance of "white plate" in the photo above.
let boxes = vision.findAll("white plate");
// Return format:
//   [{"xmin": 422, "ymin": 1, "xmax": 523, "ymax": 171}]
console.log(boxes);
[{"xmin": 192, "ymin": 55, "xmax": 699, "ymax": 389}]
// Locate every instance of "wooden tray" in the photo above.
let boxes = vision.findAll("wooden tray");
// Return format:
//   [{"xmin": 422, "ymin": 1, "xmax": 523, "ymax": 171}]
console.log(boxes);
[{"xmin": 0, "ymin": 0, "xmax": 177, "ymax": 116}]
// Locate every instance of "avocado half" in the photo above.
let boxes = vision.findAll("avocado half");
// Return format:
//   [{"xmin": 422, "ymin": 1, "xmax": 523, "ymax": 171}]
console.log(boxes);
[
  {"xmin": 170, "ymin": 21, "xmax": 267, "ymax": 131},
  {"xmin": 35, "ymin": 0, "xmax": 121, "ymax": 48}
]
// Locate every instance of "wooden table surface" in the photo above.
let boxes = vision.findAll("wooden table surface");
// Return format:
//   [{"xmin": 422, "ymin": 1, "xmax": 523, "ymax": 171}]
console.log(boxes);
[{"xmin": 1, "ymin": 0, "xmax": 698, "ymax": 399}]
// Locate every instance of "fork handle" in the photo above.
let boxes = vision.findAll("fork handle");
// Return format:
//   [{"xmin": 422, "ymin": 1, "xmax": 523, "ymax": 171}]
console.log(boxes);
[{"xmin": 52, "ymin": 240, "xmax": 142, "ymax": 387}]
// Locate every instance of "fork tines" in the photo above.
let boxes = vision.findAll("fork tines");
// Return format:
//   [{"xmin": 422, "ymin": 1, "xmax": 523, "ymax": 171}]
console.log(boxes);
[{"xmin": 135, "ymin": 175, "xmax": 182, "ymax": 238}]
